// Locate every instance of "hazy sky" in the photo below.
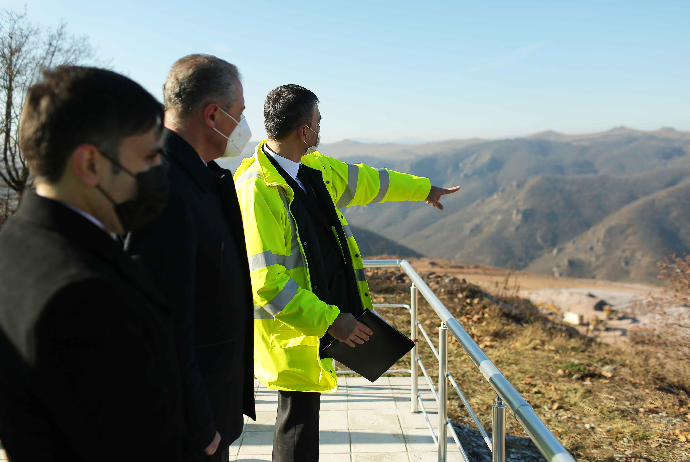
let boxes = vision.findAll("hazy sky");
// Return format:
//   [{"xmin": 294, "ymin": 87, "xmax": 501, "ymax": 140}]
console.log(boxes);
[{"xmin": 9, "ymin": 0, "xmax": 690, "ymax": 143}]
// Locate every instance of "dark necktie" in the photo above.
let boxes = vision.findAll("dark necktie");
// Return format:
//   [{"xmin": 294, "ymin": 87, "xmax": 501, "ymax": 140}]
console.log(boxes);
[{"xmin": 297, "ymin": 165, "xmax": 317, "ymax": 200}]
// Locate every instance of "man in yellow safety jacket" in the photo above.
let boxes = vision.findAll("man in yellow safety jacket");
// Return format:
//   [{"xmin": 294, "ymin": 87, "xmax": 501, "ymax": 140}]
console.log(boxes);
[{"xmin": 234, "ymin": 84, "xmax": 460, "ymax": 462}]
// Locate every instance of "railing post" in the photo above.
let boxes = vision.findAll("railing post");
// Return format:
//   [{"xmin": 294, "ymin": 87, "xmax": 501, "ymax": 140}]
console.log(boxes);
[
  {"xmin": 411, "ymin": 283, "xmax": 419, "ymax": 413},
  {"xmin": 492, "ymin": 396, "xmax": 506, "ymax": 462},
  {"xmin": 438, "ymin": 322, "xmax": 448, "ymax": 462}
]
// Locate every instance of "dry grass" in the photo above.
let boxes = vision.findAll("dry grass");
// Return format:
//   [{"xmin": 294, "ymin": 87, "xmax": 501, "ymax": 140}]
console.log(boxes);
[{"xmin": 357, "ymin": 268, "xmax": 690, "ymax": 462}]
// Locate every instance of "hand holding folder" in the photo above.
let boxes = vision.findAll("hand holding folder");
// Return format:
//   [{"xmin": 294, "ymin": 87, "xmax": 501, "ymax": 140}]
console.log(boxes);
[
  {"xmin": 321, "ymin": 310, "xmax": 415, "ymax": 382},
  {"xmin": 327, "ymin": 312, "xmax": 373, "ymax": 347}
]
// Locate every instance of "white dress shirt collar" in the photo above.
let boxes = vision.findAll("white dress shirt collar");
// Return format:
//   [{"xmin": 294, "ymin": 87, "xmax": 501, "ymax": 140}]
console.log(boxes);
[
  {"xmin": 263, "ymin": 144, "xmax": 305, "ymax": 192},
  {"xmin": 58, "ymin": 201, "xmax": 106, "ymax": 231}
]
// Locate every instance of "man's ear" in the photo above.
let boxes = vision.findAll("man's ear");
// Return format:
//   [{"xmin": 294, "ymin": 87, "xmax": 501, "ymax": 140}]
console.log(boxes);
[
  {"xmin": 298, "ymin": 125, "xmax": 308, "ymax": 143},
  {"xmin": 72, "ymin": 144, "xmax": 103, "ymax": 187},
  {"xmin": 204, "ymin": 104, "xmax": 220, "ymax": 129}
]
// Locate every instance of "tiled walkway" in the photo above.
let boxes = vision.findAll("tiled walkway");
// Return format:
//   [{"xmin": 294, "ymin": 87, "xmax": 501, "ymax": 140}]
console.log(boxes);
[
  {"xmin": 0, "ymin": 376, "xmax": 465, "ymax": 462},
  {"xmin": 233, "ymin": 376, "xmax": 465, "ymax": 462}
]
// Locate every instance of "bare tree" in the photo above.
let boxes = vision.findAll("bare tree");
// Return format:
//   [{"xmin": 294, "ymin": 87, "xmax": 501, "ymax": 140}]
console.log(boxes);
[{"xmin": 0, "ymin": 7, "xmax": 99, "ymax": 201}]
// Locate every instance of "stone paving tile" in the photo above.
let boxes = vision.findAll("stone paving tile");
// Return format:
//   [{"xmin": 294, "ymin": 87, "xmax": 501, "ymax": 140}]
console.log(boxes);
[
  {"xmin": 321, "ymin": 391, "xmax": 349, "ymax": 410},
  {"xmin": 319, "ymin": 454, "xmax": 351, "ymax": 462},
  {"xmin": 408, "ymin": 452, "xmax": 466, "ymax": 462},
  {"xmin": 246, "ymin": 411, "xmax": 276, "ymax": 432},
  {"xmin": 397, "ymin": 409, "xmax": 437, "ymax": 430},
  {"xmin": 237, "ymin": 431, "xmax": 274, "ymax": 456},
  {"xmin": 346, "ymin": 376, "xmax": 390, "ymax": 387},
  {"xmin": 348, "ymin": 396, "xmax": 398, "ymax": 410},
  {"xmin": 319, "ymin": 430, "xmax": 351, "ymax": 453},
  {"xmin": 321, "ymin": 410, "xmax": 349, "ymax": 431},
  {"xmin": 230, "ymin": 433, "xmax": 244, "ymax": 458},
  {"xmin": 403, "ymin": 428, "xmax": 460, "ymax": 454},
  {"xmin": 235, "ymin": 455, "xmax": 272, "ymax": 461},
  {"xmin": 352, "ymin": 452, "xmax": 409, "ymax": 462},
  {"xmin": 321, "ymin": 398, "xmax": 349, "ymax": 410},
  {"xmin": 348, "ymin": 408, "xmax": 400, "ymax": 431},
  {"xmin": 253, "ymin": 395, "xmax": 279, "ymax": 413},
  {"xmin": 350, "ymin": 429, "xmax": 407, "ymax": 453}
]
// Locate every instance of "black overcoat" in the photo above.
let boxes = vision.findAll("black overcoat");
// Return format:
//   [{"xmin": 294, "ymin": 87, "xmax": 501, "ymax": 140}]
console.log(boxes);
[
  {"xmin": 0, "ymin": 190, "xmax": 199, "ymax": 462},
  {"xmin": 125, "ymin": 129, "xmax": 255, "ymax": 450}
]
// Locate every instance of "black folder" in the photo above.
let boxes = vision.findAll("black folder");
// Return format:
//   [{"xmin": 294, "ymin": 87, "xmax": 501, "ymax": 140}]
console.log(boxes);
[{"xmin": 320, "ymin": 310, "xmax": 415, "ymax": 382}]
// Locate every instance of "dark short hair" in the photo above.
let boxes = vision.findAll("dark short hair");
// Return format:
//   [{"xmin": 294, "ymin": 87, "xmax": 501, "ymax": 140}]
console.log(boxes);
[
  {"xmin": 163, "ymin": 54, "xmax": 240, "ymax": 120},
  {"xmin": 20, "ymin": 66, "xmax": 163, "ymax": 183},
  {"xmin": 264, "ymin": 84, "xmax": 319, "ymax": 140}
]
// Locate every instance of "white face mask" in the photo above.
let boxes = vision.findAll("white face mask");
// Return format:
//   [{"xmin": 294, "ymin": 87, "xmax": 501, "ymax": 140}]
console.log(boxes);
[
  {"xmin": 214, "ymin": 108, "xmax": 252, "ymax": 158},
  {"xmin": 304, "ymin": 125, "xmax": 320, "ymax": 154}
]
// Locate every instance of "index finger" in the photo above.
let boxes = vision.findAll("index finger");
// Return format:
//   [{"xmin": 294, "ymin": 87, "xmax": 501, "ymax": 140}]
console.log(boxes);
[
  {"xmin": 441, "ymin": 185, "xmax": 461, "ymax": 194},
  {"xmin": 357, "ymin": 322, "xmax": 374, "ymax": 336}
]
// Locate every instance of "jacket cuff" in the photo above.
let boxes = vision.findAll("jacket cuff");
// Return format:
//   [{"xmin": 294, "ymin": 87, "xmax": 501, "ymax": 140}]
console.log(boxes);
[{"xmin": 323, "ymin": 305, "xmax": 341, "ymax": 337}]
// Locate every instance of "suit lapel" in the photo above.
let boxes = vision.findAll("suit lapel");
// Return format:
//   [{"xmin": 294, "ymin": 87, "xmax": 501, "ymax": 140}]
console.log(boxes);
[{"xmin": 207, "ymin": 161, "xmax": 252, "ymax": 267}]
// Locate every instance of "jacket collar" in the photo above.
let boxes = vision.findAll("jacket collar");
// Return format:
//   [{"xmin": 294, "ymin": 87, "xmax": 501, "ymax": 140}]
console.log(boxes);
[
  {"xmin": 162, "ymin": 128, "xmax": 213, "ymax": 192},
  {"xmin": 17, "ymin": 189, "xmax": 171, "ymax": 312},
  {"xmin": 16, "ymin": 189, "xmax": 121, "ymax": 263},
  {"xmin": 252, "ymin": 140, "xmax": 296, "ymax": 200}
]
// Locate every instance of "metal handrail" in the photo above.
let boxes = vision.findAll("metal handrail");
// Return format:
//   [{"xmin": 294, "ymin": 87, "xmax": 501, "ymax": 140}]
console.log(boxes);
[{"xmin": 363, "ymin": 259, "xmax": 576, "ymax": 462}]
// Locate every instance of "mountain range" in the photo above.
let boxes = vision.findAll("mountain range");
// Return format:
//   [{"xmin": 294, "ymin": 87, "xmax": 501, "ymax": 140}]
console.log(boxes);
[{"xmin": 220, "ymin": 127, "xmax": 690, "ymax": 283}]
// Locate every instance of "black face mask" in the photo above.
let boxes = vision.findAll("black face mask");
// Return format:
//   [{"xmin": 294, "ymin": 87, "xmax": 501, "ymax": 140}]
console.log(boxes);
[{"xmin": 96, "ymin": 156, "xmax": 169, "ymax": 233}]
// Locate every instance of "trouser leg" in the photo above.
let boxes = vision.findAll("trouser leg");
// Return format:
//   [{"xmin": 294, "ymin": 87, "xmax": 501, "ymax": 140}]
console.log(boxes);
[{"xmin": 272, "ymin": 390, "xmax": 321, "ymax": 462}]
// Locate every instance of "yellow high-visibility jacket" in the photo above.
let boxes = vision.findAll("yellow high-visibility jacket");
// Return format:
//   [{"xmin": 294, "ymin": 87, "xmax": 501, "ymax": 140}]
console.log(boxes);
[{"xmin": 234, "ymin": 140, "xmax": 431, "ymax": 392}]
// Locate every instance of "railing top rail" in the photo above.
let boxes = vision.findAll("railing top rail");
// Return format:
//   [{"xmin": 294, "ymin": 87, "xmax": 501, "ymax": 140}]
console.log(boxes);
[{"xmin": 362, "ymin": 259, "xmax": 576, "ymax": 462}]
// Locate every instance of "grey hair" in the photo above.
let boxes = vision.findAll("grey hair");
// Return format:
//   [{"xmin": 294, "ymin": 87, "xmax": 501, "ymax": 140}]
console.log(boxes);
[{"xmin": 163, "ymin": 54, "xmax": 241, "ymax": 121}]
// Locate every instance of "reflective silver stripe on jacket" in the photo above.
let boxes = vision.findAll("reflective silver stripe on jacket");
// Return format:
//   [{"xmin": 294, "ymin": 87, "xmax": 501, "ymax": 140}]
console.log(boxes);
[
  {"xmin": 254, "ymin": 305, "xmax": 274, "ymax": 319},
  {"xmin": 248, "ymin": 250, "xmax": 306, "ymax": 272},
  {"xmin": 263, "ymin": 278, "xmax": 299, "ymax": 316},
  {"xmin": 342, "ymin": 224, "xmax": 354, "ymax": 238},
  {"xmin": 355, "ymin": 268, "xmax": 367, "ymax": 281},
  {"xmin": 336, "ymin": 164, "xmax": 359, "ymax": 208},
  {"xmin": 372, "ymin": 168, "xmax": 390, "ymax": 203},
  {"xmin": 235, "ymin": 170, "xmax": 261, "ymax": 186},
  {"xmin": 248, "ymin": 250, "xmax": 278, "ymax": 272}
]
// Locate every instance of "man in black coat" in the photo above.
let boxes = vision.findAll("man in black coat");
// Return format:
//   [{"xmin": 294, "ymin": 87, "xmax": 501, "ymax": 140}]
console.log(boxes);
[
  {"xmin": 125, "ymin": 54, "xmax": 255, "ymax": 461},
  {"xmin": 0, "ymin": 66, "xmax": 200, "ymax": 461}
]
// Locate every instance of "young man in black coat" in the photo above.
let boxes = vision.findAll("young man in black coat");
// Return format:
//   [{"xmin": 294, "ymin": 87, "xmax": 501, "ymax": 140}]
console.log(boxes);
[
  {"xmin": 0, "ymin": 66, "xmax": 201, "ymax": 461},
  {"xmin": 125, "ymin": 54, "xmax": 255, "ymax": 461}
]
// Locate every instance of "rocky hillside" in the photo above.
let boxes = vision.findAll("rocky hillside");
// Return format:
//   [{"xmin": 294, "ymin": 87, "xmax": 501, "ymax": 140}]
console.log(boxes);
[
  {"xmin": 337, "ymin": 128, "xmax": 690, "ymax": 283},
  {"xmin": 348, "ymin": 225, "xmax": 423, "ymax": 258},
  {"xmin": 218, "ymin": 127, "xmax": 690, "ymax": 283}
]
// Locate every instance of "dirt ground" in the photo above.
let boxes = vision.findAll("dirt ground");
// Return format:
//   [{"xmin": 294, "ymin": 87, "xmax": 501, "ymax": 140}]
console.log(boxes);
[
  {"xmin": 390, "ymin": 257, "xmax": 688, "ymax": 347},
  {"xmin": 361, "ymin": 258, "xmax": 690, "ymax": 462}
]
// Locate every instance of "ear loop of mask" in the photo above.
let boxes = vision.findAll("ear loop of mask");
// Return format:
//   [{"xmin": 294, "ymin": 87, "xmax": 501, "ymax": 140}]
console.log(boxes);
[
  {"xmin": 94, "ymin": 153, "xmax": 136, "ymax": 205},
  {"xmin": 213, "ymin": 108, "xmax": 240, "ymax": 139},
  {"xmin": 304, "ymin": 125, "xmax": 318, "ymax": 149}
]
